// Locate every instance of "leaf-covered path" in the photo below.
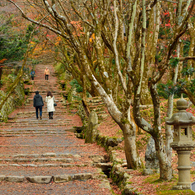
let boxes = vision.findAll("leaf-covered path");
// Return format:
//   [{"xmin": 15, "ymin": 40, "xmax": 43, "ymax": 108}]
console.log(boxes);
[{"xmin": 0, "ymin": 64, "xmax": 113, "ymax": 195}]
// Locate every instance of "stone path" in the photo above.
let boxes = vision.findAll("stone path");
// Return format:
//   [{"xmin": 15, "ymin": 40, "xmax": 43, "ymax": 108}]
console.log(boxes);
[{"xmin": 0, "ymin": 64, "xmax": 112, "ymax": 195}]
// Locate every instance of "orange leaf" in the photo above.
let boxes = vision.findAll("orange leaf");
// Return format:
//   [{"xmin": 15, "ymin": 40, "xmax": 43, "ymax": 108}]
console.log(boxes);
[{"xmin": 0, "ymin": 59, "xmax": 7, "ymax": 64}]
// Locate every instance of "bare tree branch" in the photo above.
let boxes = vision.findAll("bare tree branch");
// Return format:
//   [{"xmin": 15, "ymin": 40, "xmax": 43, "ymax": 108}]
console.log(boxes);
[
  {"xmin": 179, "ymin": 56, "xmax": 195, "ymax": 61},
  {"xmin": 158, "ymin": 0, "xmax": 178, "ymax": 3},
  {"xmin": 7, "ymin": 0, "xmax": 70, "ymax": 40},
  {"xmin": 113, "ymin": 0, "xmax": 127, "ymax": 93},
  {"xmin": 70, "ymin": 1, "xmax": 94, "ymax": 28}
]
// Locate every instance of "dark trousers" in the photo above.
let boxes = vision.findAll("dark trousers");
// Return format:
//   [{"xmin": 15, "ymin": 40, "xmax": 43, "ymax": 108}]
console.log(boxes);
[
  {"xmin": 36, "ymin": 106, "xmax": 42, "ymax": 119},
  {"xmin": 49, "ymin": 112, "xmax": 53, "ymax": 119},
  {"xmin": 45, "ymin": 75, "xmax": 49, "ymax": 80},
  {"xmin": 31, "ymin": 76, "xmax": 34, "ymax": 80}
]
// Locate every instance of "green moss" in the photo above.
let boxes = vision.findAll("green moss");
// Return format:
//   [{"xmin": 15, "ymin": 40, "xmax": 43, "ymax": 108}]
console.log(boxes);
[
  {"xmin": 121, "ymin": 118, "xmax": 129, "ymax": 125},
  {"xmin": 191, "ymin": 170, "xmax": 195, "ymax": 174},
  {"xmin": 126, "ymin": 181, "xmax": 133, "ymax": 184},
  {"xmin": 143, "ymin": 174, "xmax": 195, "ymax": 194},
  {"xmin": 67, "ymin": 92, "xmax": 72, "ymax": 102},
  {"xmin": 144, "ymin": 174, "xmax": 161, "ymax": 184},
  {"xmin": 96, "ymin": 135, "xmax": 101, "ymax": 146},
  {"xmin": 110, "ymin": 170, "xmax": 122, "ymax": 186},
  {"xmin": 156, "ymin": 190, "xmax": 195, "ymax": 195},
  {"xmin": 144, "ymin": 173, "xmax": 177, "ymax": 184},
  {"xmin": 54, "ymin": 63, "xmax": 65, "ymax": 75},
  {"xmin": 114, "ymin": 146, "xmax": 124, "ymax": 150},
  {"xmin": 140, "ymin": 161, "xmax": 145, "ymax": 170},
  {"xmin": 116, "ymin": 129, "xmax": 123, "ymax": 135}
]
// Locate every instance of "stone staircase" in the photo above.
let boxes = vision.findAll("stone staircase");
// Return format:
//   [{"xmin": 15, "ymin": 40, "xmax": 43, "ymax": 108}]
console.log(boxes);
[{"xmin": 0, "ymin": 64, "xmax": 112, "ymax": 194}]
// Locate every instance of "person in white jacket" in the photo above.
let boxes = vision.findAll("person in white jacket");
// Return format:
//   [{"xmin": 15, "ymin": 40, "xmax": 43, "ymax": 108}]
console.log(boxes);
[{"xmin": 45, "ymin": 91, "xmax": 55, "ymax": 119}]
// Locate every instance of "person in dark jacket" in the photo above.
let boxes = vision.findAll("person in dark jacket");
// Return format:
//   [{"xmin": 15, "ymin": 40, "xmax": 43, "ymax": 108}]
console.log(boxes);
[
  {"xmin": 30, "ymin": 69, "xmax": 35, "ymax": 80},
  {"xmin": 33, "ymin": 91, "xmax": 44, "ymax": 119}
]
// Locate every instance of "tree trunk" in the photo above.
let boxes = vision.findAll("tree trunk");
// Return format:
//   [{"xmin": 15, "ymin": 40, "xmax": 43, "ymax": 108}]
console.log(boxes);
[
  {"xmin": 0, "ymin": 67, "xmax": 2, "ymax": 89},
  {"xmin": 154, "ymin": 136, "xmax": 173, "ymax": 180},
  {"xmin": 182, "ymin": 88, "xmax": 195, "ymax": 105},
  {"xmin": 150, "ymin": 83, "xmax": 173, "ymax": 180},
  {"xmin": 140, "ymin": 80, "xmax": 152, "ymax": 105},
  {"xmin": 165, "ymin": 43, "xmax": 181, "ymax": 160},
  {"xmin": 122, "ymin": 121, "xmax": 141, "ymax": 169},
  {"xmin": 82, "ymin": 75, "xmax": 87, "ymax": 102},
  {"xmin": 165, "ymin": 95, "xmax": 173, "ymax": 160}
]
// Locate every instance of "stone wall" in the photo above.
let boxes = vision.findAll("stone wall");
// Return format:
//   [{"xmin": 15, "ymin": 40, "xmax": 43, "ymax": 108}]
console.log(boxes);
[{"xmin": 0, "ymin": 76, "xmax": 25, "ymax": 122}]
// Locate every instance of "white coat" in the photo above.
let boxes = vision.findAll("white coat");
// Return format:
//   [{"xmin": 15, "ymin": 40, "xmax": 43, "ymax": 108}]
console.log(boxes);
[{"xmin": 45, "ymin": 96, "xmax": 55, "ymax": 112}]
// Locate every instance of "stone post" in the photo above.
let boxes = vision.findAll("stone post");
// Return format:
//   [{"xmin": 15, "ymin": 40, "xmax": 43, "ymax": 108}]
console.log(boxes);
[
  {"xmin": 166, "ymin": 97, "xmax": 195, "ymax": 190},
  {"xmin": 85, "ymin": 111, "xmax": 98, "ymax": 143},
  {"xmin": 177, "ymin": 150, "xmax": 191, "ymax": 186}
]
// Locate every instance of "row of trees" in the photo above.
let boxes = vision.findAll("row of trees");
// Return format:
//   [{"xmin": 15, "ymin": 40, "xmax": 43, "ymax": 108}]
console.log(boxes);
[
  {"xmin": 5, "ymin": 0, "xmax": 195, "ymax": 180},
  {"xmin": 0, "ymin": 2, "xmax": 50, "ymax": 110}
]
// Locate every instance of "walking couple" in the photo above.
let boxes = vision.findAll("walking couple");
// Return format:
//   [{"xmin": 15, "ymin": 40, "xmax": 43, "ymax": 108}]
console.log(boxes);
[{"xmin": 33, "ymin": 91, "xmax": 55, "ymax": 119}]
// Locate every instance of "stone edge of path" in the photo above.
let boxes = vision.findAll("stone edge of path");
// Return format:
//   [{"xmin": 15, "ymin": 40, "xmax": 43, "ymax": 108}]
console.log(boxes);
[
  {"xmin": 107, "ymin": 149, "xmax": 143, "ymax": 195},
  {"xmin": 93, "ymin": 133, "xmax": 143, "ymax": 195}
]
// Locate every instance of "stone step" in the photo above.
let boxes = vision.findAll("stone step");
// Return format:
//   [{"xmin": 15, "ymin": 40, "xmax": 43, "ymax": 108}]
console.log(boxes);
[
  {"xmin": 13, "ymin": 120, "xmax": 72, "ymax": 123},
  {"xmin": 0, "ymin": 127, "xmax": 75, "ymax": 131},
  {"xmin": 14, "ymin": 114, "xmax": 68, "ymax": 118},
  {"xmin": 0, "ymin": 133, "xmax": 68, "ymax": 137},
  {"xmin": 29, "ymin": 92, "xmax": 67, "ymax": 95},
  {"xmin": 9, "ymin": 116, "xmax": 69, "ymax": 120},
  {"xmin": 6, "ymin": 119, "xmax": 70, "ymax": 123},
  {"xmin": 87, "ymin": 100, "xmax": 104, "ymax": 104},
  {"xmin": 9, "ymin": 116, "xmax": 67, "ymax": 120},
  {"xmin": 28, "ymin": 96, "xmax": 63, "ymax": 100},
  {"xmin": 0, "ymin": 171, "xmax": 105, "ymax": 184},
  {"xmin": 9, "ymin": 114, "xmax": 65, "ymax": 119},
  {"xmin": 99, "ymin": 114, "xmax": 109, "ymax": 119},
  {"xmin": 1, "ymin": 123, "xmax": 74, "ymax": 127},
  {"xmin": 25, "ymin": 101, "xmax": 63, "ymax": 105},
  {"xmin": 88, "ymin": 107, "xmax": 105, "ymax": 112},
  {"xmin": 0, "ymin": 144, "xmax": 86, "ymax": 148},
  {"xmin": 16, "ymin": 111, "xmax": 67, "ymax": 115},
  {"xmin": 0, "ymin": 166, "xmax": 98, "ymax": 177},
  {"xmin": 7, "ymin": 118, "xmax": 72, "ymax": 125},
  {"xmin": 96, "ymin": 111, "xmax": 107, "ymax": 115},
  {"xmin": 0, "ymin": 157, "xmax": 77, "ymax": 163},
  {"xmin": 0, "ymin": 160, "xmax": 89, "ymax": 167},
  {"xmin": 0, "ymin": 128, "xmax": 75, "ymax": 133},
  {"xmin": 0, "ymin": 157, "xmax": 73, "ymax": 163},
  {"xmin": 0, "ymin": 163, "xmax": 87, "ymax": 168},
  {"xmin": 0, "ymin": 152, "xmax": 81, "ymax": 158},
  {"xmin": 0, "ymin": 133, "xmax": 73, "ymax": 137},
  {"xmin": 27, "ymin": 101, "xmax": 63, "ymax": 105},
  {"xmin": 0, "ymin": 144, "xmax": 90, "ymax": 158}
]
